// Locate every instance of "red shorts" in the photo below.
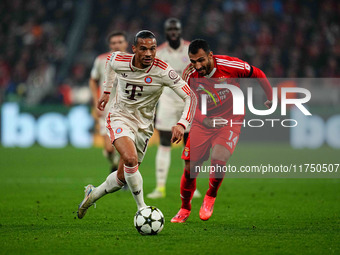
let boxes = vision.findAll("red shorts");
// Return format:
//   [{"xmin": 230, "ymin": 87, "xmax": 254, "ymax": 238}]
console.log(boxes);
[{"xmin": 181, "ymin": 124, "xmax": 241, "ymax": 162}]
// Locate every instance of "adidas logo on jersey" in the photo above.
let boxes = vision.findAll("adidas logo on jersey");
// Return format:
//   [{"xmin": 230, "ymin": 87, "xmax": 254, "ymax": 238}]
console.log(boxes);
[{"xmin": 121, "ymin": 73, "xmax": 128, "ymax": 78}]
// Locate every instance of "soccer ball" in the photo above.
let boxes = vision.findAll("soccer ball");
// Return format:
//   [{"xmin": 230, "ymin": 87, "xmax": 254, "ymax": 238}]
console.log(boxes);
[{"xmin": 134, "ymin": 206, "xmax": 164, "ymax": 235}]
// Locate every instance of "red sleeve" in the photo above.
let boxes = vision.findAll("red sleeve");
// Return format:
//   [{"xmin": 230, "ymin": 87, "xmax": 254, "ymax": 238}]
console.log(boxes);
[
  {"xmin": 250, "ymin": 66, "xmax": 273, "ymax": 101},
  {"xmin": 218, "ymin": 56, "xmax": 252, "ymax": 78},
  {"xmin": 217, "ymin": 56, "xmax": 271, "ymax": 100}
]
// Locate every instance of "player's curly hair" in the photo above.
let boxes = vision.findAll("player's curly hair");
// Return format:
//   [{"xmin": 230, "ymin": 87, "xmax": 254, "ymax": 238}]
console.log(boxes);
[
  {"xmin": 188, "ymin": 39, "xmax": 211, "ymax": 54},
  {"xmin": 133, "ymin": 30, "xmax": 156, "ymax": 46}
]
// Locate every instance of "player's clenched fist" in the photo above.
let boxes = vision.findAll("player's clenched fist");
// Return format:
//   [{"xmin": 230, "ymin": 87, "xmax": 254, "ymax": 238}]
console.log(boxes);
[
  {"xmin": 171, "ymin": 124, "xmax": 185, "ymax": 144},
  {"xmin": 97, "ymin": 93, "xmax": 110, "ymax": 111}
]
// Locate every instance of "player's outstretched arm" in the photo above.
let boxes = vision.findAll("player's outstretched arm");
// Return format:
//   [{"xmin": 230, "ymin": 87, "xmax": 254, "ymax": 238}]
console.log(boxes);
[
  {"xmin": 166, "ymin": 75, "xmax": 197, "ymax": 129},
  {"xmin": 249, "ymin": 65, "xmax": 273, "ymax": 108},
  {"xmin": 97, "ymin": 52, "xmax": 119, "ymax": 111}
]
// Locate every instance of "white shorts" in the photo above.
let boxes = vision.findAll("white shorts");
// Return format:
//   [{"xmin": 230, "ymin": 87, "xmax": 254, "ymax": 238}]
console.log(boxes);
[
  {"xmin": 106, "ymin": 116, "xmax": 153, "ymax": 163},
  {"xmin": 155, "ymin": 97, "xmax": 190, "ymax": 132}
]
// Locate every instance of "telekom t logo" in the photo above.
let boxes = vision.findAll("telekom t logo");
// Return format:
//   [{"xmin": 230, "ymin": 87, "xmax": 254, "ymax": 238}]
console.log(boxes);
[
  {"xmin": 125, "ymin": 83, "xmax": 143, "ymax": 101},
  {"xmin": 200, "ymin": 84, "xmax": 312, "ymax": 116}
]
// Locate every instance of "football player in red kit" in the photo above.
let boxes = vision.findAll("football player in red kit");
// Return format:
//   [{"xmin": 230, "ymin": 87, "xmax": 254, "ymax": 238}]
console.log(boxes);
[{"xmin": 171, "ymin": 39, "xmax": 273, "ymax": 223}]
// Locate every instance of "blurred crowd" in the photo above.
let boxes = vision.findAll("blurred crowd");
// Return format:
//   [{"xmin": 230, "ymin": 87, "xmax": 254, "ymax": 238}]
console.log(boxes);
[
  {"xmin": 0, "ymin": 0, "xmax": 74, "ymax": 105},
  {"xmin": 0, "ymin": 0, "xmax": 339, "ymax": 105}
]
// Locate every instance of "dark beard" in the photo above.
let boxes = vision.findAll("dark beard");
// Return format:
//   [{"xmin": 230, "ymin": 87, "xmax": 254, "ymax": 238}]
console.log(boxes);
[
  {"xmin": 167, "ymin": 35, "xmax": 181, "ymax": 50},
  {"xmin": 204, "ymin": 60, "xmax": 213, "ymax": 76}
]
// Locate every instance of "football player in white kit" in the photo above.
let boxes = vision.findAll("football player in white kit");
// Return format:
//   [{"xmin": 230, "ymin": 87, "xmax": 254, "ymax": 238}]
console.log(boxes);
[
  {"xmin": 147, "ymin": 18, "xmax": 201, "ymax": 199},
  {"xmin": 89, "ymin": 31, "xmax": 128, "ymax": 172},
  {"xmin": 77, "ymin": 30, "xmax": 196, "ymax": 219}
]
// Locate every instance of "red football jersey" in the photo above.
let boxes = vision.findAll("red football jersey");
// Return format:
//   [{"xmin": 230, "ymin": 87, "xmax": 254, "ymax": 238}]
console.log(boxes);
[{"xmin": 183, "ymin": 55, "xmax": 253, "ymax": 126}]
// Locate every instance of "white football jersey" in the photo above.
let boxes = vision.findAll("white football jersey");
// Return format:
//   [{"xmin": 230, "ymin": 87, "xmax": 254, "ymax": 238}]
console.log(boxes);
[
  {"xmin": 156, "ymin": 39, "xmax": 190, "ymax": 105},
  {"xmin": 103, "ymin": 52, "xmax": 196, "ymax": 130},
  {"xmin": 90, "ymin": 52, "xmax": 117, "ymax": 95}
]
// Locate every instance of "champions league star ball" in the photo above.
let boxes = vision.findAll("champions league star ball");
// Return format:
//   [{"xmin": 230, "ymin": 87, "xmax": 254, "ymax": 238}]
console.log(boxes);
[{"xmin": 134, "ymin": 206, "xmax": 164, "ymax": 235}]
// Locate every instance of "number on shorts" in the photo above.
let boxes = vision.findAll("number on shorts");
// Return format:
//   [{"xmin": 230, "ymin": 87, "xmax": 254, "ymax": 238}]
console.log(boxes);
[{"xmin": 228, "ymin": 130, "xmax": 234, "ymax": 140}]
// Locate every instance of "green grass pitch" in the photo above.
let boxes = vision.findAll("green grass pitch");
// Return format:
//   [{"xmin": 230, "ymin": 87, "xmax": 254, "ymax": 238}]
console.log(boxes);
[{"xmin": 0, "ymin": 144, "xmax": 339, "ymax": 254}]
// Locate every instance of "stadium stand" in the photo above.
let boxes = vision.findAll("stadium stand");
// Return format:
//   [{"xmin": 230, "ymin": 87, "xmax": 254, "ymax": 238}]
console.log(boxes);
[{"xmin": 1, "ymin": 0, "xmax": 339, "ymax": 105}]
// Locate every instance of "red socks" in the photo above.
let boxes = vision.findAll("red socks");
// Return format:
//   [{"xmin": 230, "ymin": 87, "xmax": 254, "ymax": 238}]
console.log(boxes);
[
  {"xmin": 180, "ymin": 169, "xmax": 197, "ymax": 211},
  {"xmin": 179, "ymin": 159, "xmax": 226, "ymax": 210},
  {"xmin": 206, "ymin": 160, "xmax": 226, "ymax": 198}
]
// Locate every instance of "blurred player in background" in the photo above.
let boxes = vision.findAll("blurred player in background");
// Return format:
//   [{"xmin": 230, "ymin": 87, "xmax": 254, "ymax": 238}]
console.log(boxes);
[
  {"xmin": 89, "ymin": 31, "xmax": 128, "ymax": 172},
  {"xmin": 171, "ymin": 39, "xmax": 273, "ymax": 223},
  {"xmin": 77, "ymin": 30, "xmax": 196, "ymax": 219},
  {"xmin": 147, "ymin": 18, "xmax": 201, "ymax": 199}
]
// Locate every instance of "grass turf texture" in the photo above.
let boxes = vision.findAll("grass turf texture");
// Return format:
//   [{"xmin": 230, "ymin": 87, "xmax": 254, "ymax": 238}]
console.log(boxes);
[{"xmin": 0, "ymin": 144, "xmax": 339, "ymax": 255}]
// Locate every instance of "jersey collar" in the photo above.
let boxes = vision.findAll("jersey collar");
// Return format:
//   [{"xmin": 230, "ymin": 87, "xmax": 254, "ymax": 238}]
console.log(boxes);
[{"xmin": 129, "ymin": 55, "xmax": 154, "ymax": 73}]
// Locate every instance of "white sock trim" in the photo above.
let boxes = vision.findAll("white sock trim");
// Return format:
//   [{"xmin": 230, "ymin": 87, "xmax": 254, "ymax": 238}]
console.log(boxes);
[{"xmin": 124, "ymin": 164, "xmax": 138, "ymax": 174}]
